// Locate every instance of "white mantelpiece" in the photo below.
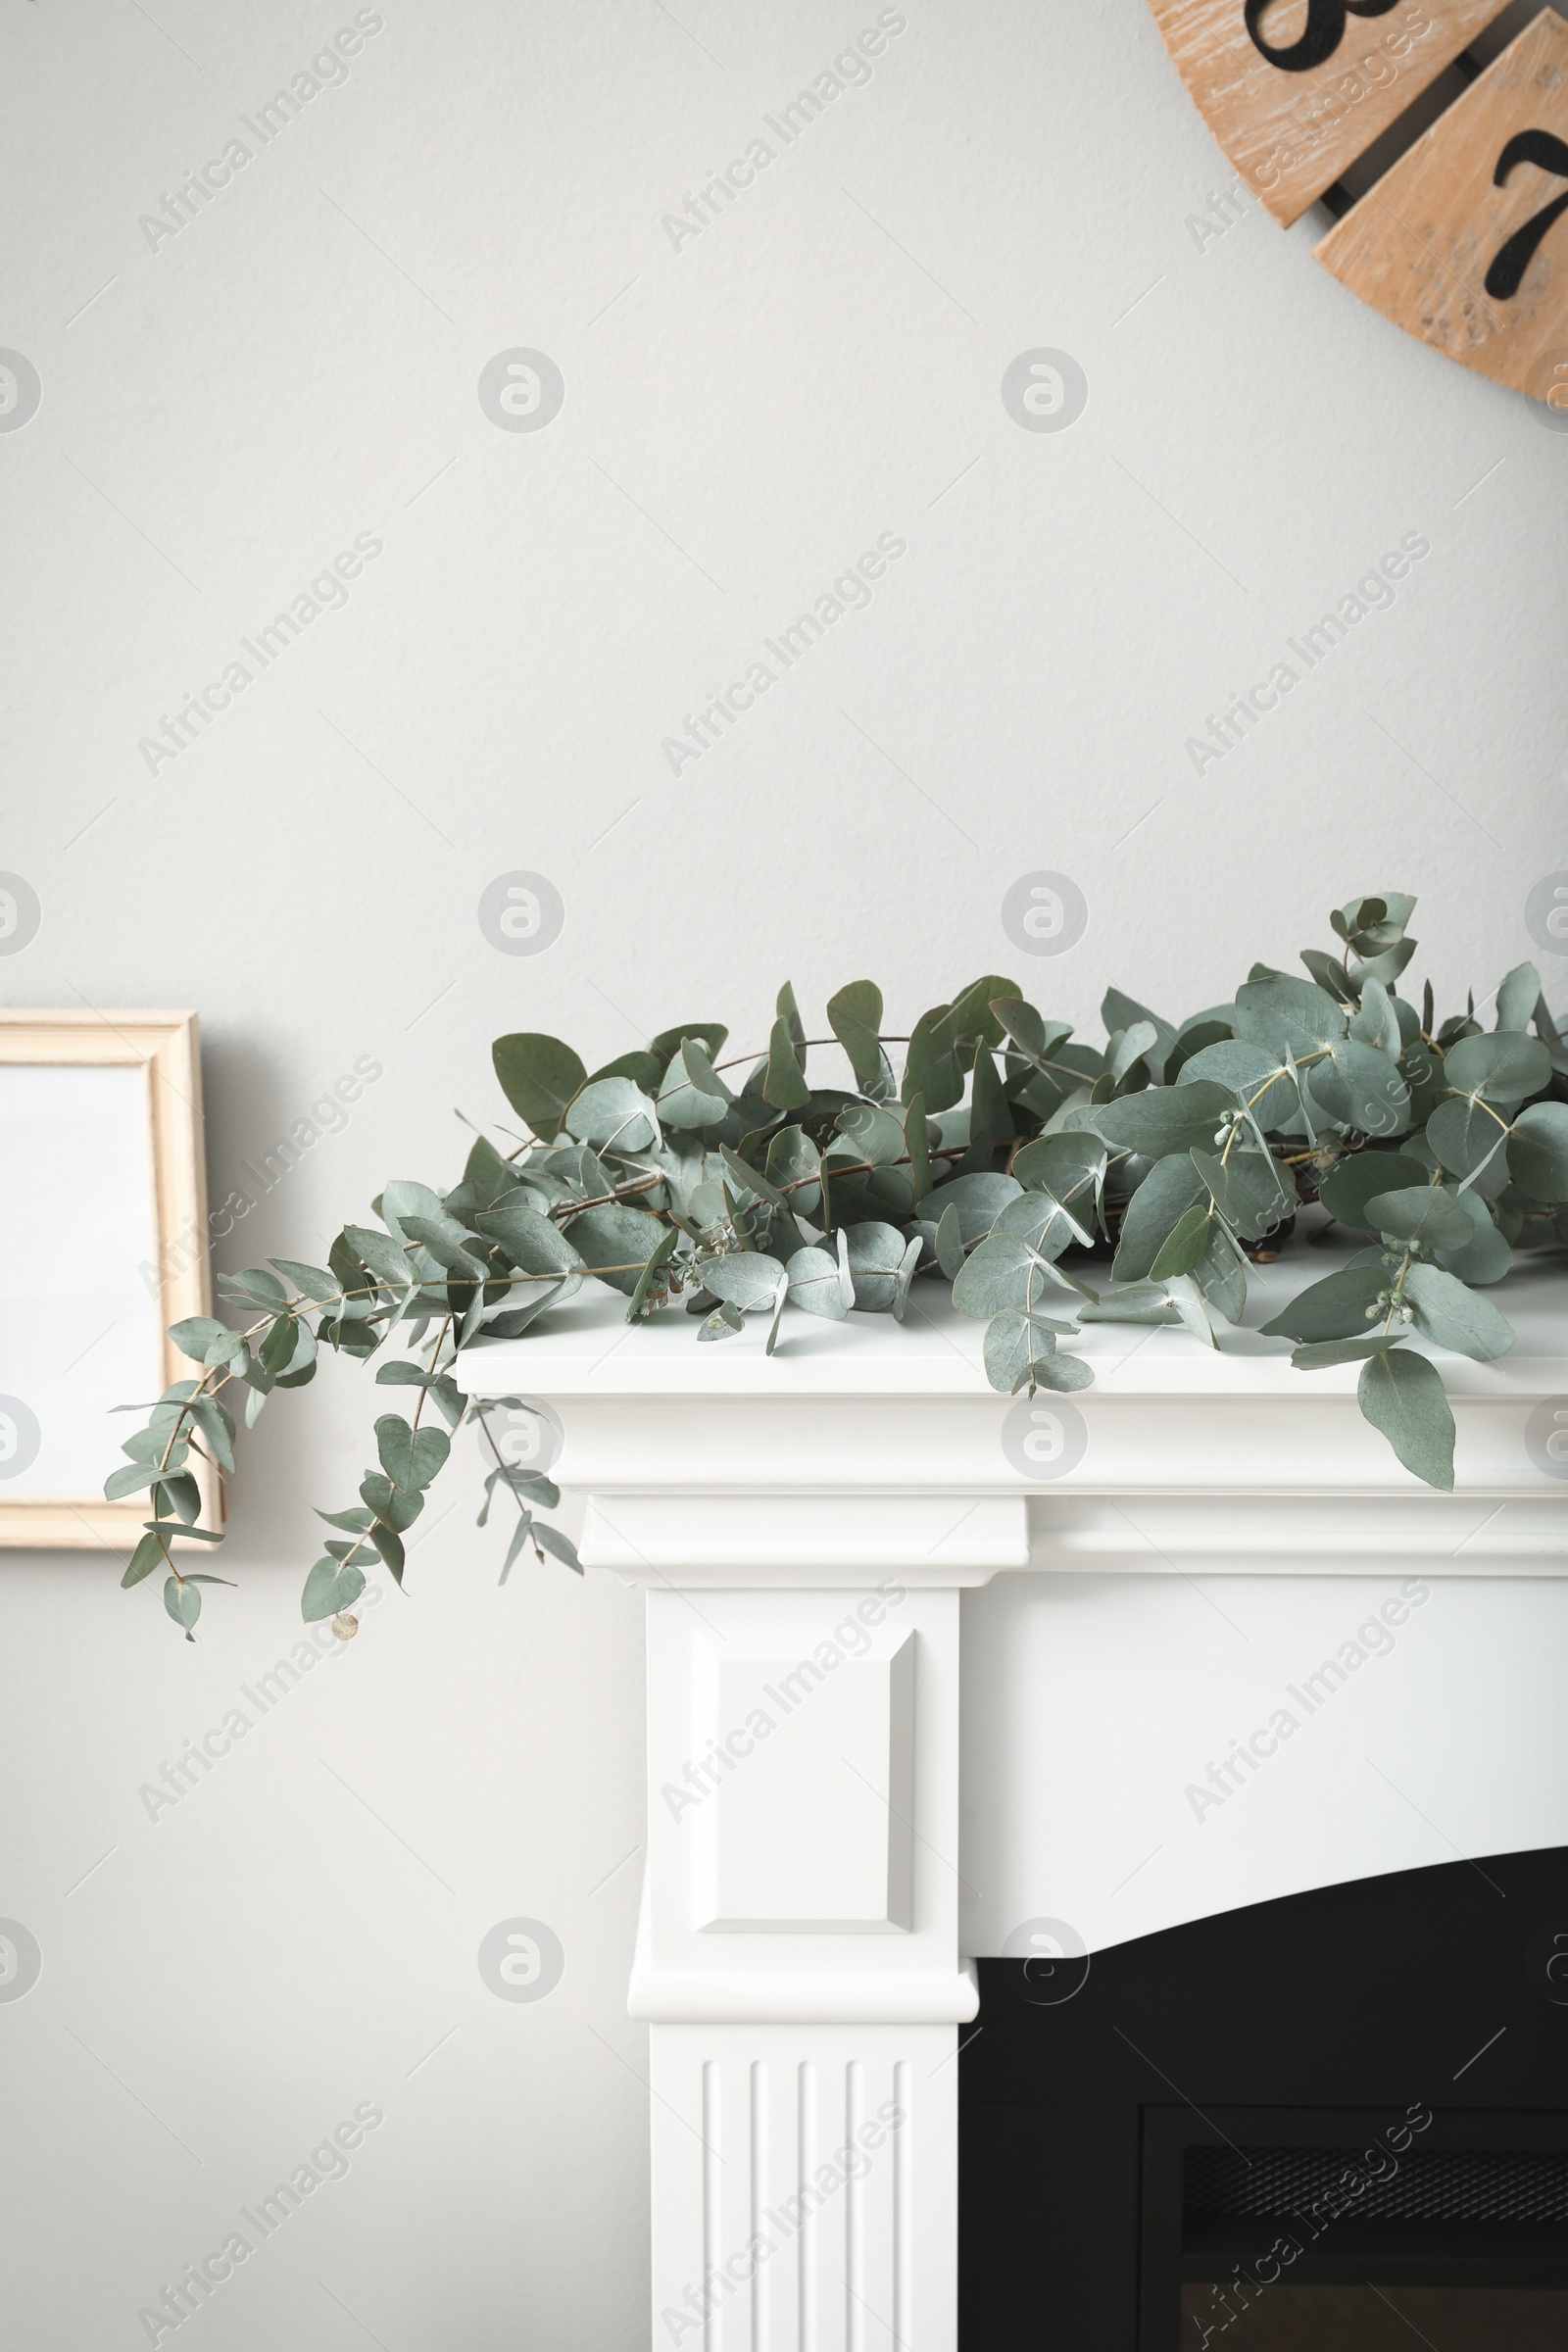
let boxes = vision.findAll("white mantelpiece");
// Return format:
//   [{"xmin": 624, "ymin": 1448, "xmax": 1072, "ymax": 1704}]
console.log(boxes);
[{"xmin": 469, "ymin": 1254, "xmax": 1568, "ymax": 2352}]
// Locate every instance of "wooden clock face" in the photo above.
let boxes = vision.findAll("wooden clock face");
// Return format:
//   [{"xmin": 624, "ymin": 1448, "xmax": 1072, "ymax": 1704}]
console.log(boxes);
[
  {"xmin": 1147, "ymin": 1, "xmax": 1568, "ymax": 401},
  {"xmin": 1317, "ymin": 8, "xmax": 1568, "ymax": 397},
  {"xmin": 1146, "ymin": 0, "xmax": 1512, "ymax": 224}
]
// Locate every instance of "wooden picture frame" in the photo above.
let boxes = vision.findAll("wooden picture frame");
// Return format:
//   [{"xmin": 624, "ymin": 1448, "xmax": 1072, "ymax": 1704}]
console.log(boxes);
[{"xmin": 0, "ymin": 1010, "xmax": 220, "ymax": 1548}]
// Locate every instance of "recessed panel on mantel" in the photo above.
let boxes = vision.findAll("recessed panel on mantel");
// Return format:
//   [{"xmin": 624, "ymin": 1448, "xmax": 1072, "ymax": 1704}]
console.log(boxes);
[
  {"xmin": 693, "ymin": 1635, "xmax": 914, "ymax": 1935},
  {"xmin": 1146, "ymin": 0, "xmax": 1511, "ymax": 223},
  {"xmin": 1316, "ymin": 6, "xmax": 1568, "ymax": 393}
]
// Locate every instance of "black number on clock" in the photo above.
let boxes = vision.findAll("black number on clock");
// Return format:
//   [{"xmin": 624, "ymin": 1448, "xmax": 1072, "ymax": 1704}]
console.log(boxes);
[
  {"xmin": 1244, "ymin": 0, "xmax": 1399, "ymax": 75},
  {"xmin": 1485, "ymin": 129, "xmax": 1568, "ymax": 300}
]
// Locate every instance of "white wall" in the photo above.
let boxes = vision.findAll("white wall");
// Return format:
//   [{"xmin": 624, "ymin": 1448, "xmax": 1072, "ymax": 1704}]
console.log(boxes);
[{"xmin": 2, "ymin": 1, "xmax": 1564, "ymax": 2343}]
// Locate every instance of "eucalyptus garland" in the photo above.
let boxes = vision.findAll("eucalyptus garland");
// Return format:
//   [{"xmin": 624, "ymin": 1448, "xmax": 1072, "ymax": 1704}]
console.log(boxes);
[{"xmin": 111, "ymin": 892, "xmax": 1568, "ymax": 1641}]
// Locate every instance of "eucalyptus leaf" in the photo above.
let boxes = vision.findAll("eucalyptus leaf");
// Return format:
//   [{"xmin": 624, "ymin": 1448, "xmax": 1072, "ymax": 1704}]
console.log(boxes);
[
  {"xmin": 627, "ymin": 1224, "xmax": 681, "ymax": 1321},
  {"xmin": 587, "ymin": 1049, "xmax": 662, "ymax": 1093},
  {"xmin": 1357, "ymin": 1348, "xmax": 1454, "ymax": 1490},
  {"xmin": 220, "ymin": 1265, "xmax": 289, "ymax": 1312},
  {"xmin": 954, "ymin": 1230, "xmax": 1074, "ymax": 1318},
  {"xmin": 934, "ymin": 1200, "xmax": 965, "ymax": 1280},
  {"xmin": 1102, "ymin": 987, "xmax": 1176, "ymax": 1083},
  {"xmin": 1193, "ymin": 1218, "xmax": 1248, "ymax": 1323},
  {"xmin": 1233, "ymin": 974, "xmax": 1348, "ymax": 1060},
  {"xmin": 1094, "ymin": 1080, "xmax": 1236, "ymax": 1159},
  {"xmin": 400, "ymin": 1217, "xmax": 487, "ymax": 1281},
  {"xmin": 359, "ymin": 1472, "xmax": 424, "ymax": 1532},
  {"xmin": 518, "ymin": 1520, "xmax": 574, "ymax": 1575},
  {"xmin": 699, "ymin": 1252, "xmax": 787, "ymax": 1311},
  {"xmin": 764, "ymin": 1126, "xmax": 821, "ymax": 1220},
  {"xmin": 470, "ymin": 1285, "xmax": 567, "ymax": 1342},
  {"xmin": 651, "ymin": 1021, "xmax": 728, "ymax": 1064},
  {"xmin": 269, "ymin": 1259, "xmax": 345, "ymax": 1309},
  {"xmin": 761, "ymin": 1014, "xmax": 810, "ymax": 1111},
  {"xmin": 1443, "ymin": 1030, "xmax": 1551, "ymax": 1103},
  {"xmin": 302, "ymin": 1555, "xmax": 368, "ymax": 1623},
  {"xmin": 566, "ymin": 1075, "xmax": 662, "ymax": 1152},
  {"xmin": 1259, "ymin": 1266, "xmax": 1389, "ymax": 1343},
  {"xmin": 659, "ymin": 1038, "xmax": 733, "ymax": 1131},
  {"xmin": 1078, "ymin": 1283, "xmax": 1182, "ymax": 1325},
  {"xmin": 787, "ymin": 1234, "xmax": 855, "ymax": 1319},
  {"xmin": 1190, "ymin": 1146, "xmax": 1294, "ymax": 1243},
  {"xmin": 1178, "ymin": 1039, "xmax": 1298, "ymax": 1130},
  {"xmin": 991, "ymin": 998, "xmax": 1075, "ymax": 1072},
  {"xmin": 342, "ymin": 1224, "xmax": 416, "ymax": 1293},
  {"xmin": 1434, "ymin": 1190, "xmax": 1513, "ymax": 1287},
  {"xmin": 1009, "ymin": 1131, "xmax": 1105, "ymax": 1214},
  {"xmin": 916, "ymin": 1170, "xmax": 1021, "ymax": 1245},
  {"xmin": 164, "ymin": 1577, "xmax": 201, "ymax": 1637},
  {"xmin": 474, "ymin": 1199, "xmax": 585, "ymax": 1297},
  {"xmin": 154, "ymin": 1471, "xmax": 201, "ymax": 1525},
  {"xmin": 1021, "ymin": 1348, "xmax": 1094, "ymax": 1394},
  {"xmin": 1348, "ymin": 978, "xmax": 1402, "ymax": 1059},
  {"xmin": 992, "ymin": 1186, "xmax": 1092, "ymax": 1258},
  {"xmin": 836, "ymin": 1101, "xmax": 907, "ymax": 1166},
  {"xmin": 903, "ymin": 1095, "xmax": 933, "ymax": 1201},
  {"xmin": 1495, "ymin": 962, "xmax": 1542, "ymax": 1034},
  {"xmin": 892, "ymin": 1236, "xmax": 923, "ymax": 1320},
  {"xmin": 1148, "ymin": 1200, "xmax": 1211, "ymax": 1280},
  {"xmin": 1507, "ymin": 1102, "xmax": 1568, "ymax": 1203},
  {"xmin": 563, "ymin": 1201, "xmax": 665, "ymax": 1297},
  {"xmin": 1317, "ymin": 1152, "xmax": 1431, "ymax": 1230},
  {"xmin": 1401, "ymin": 1263, "xmax": 1514, "ymax": 1362},
  {"xmin": 827, "ymin": 980, "xmax": 892, "ymax": 1097},
  {"xmin": 843, "ymin": 1221, "xmax": 912, "ymax": 1313},
  {"xmin": 122, "ymin": 1532, "xmax": 170, "ymax": 1588},
  {"xmin": 1292, "ymin": 1332, "xmax": 1405, "ymax": 1369},
  {"xmin": 374, "ymin": 1415, "xmax": 451, "ymax": 1491},
  {"xmin": 1162, "ymin": 1273, "xmax": 1215, "ymax": 1348},
  {"xmin": 1426, "ymin": 1097, "xmax": 1512, "ymax": 1198},
  {"xmin": 1307, "ymin": 1039, "xmax": 1409, "ymax": 1138},
  {"xmin": 984, "ymin": 1308, "xmax": 1070, "ymax": 1396},
  {"xmin": 1111, "ymin": 1154, "xmax": 1205, "ymax": 1282},
  {"xmin": 1362, "ymin": 1186, "xmax": 1474, "ymax": 1253},
  {"xmin": 1300, "ymin": 949, "xmax": 1358, "ymax": 1006},
  {"xmin": 492, "ymin": 1033, "xmax": 587, "ymax": 1136}
]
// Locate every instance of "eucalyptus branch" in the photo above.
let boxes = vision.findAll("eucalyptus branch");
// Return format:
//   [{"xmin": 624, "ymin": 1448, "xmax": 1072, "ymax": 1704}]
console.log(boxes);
[{"xmin": 108, "ymin": 890, "xmax": 1568, "ymax": 1636}]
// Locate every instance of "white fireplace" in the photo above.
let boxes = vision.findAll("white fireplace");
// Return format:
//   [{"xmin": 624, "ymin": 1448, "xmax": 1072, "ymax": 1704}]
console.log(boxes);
[{"xmin": 470, "ymin": 1256, "xmax": 1568, "ymax": 2350}]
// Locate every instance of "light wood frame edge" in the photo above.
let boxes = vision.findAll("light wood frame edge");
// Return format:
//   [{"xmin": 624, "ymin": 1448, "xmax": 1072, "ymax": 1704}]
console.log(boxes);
[{"xmin": 0, "ymin": 1009, "xmax": 223, "ymax": 1550}]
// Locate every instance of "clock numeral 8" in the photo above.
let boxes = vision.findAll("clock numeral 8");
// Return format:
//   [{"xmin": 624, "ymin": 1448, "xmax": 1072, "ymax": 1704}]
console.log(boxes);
[{"xmin": 1244, "ymin": 0, "xmax": 1398, "ymax": 75}]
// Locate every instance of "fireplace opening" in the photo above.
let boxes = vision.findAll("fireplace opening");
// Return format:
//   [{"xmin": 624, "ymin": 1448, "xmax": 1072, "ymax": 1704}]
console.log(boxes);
[
  {"xmin": 959, "ymin": 1845, "xmax": 1568, "ymax": 2349},
  {"xmin": 1146, "ymin": 2109, "xmax": 1568, "ymax": 2348},
  {"xmin": 1176, "ymin": 2283, "xmax": 1568, "ymax": 2348}
]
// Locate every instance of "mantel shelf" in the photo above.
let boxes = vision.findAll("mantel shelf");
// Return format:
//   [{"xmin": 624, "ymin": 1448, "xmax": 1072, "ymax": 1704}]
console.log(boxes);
[
  {"xmin": 468, "ymin": 1246, "xmax": 1568, "ymax": 1402},
  {"xmin": 465, "ymin": 1248, "xmax": 1568, "ymax": 1527}
]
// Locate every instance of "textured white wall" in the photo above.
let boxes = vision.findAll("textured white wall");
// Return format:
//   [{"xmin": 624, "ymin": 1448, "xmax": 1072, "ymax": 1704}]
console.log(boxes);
[{"xmin": 2, "ymin": 1, "xmax": 1565, "ymax": 2343}]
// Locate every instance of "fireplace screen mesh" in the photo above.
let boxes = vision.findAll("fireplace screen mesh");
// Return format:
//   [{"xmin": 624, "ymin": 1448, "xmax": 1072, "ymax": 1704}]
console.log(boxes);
[{"xmin": 1186, "ymin": 2146, "xmax": 1568, "ymax": 2229}]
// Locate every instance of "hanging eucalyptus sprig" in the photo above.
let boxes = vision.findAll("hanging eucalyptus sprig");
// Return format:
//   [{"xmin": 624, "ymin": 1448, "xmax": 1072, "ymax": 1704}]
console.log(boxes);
[{"xmin": 110, "ymin": 894, "xmax": 1568, "ymax": 1638}]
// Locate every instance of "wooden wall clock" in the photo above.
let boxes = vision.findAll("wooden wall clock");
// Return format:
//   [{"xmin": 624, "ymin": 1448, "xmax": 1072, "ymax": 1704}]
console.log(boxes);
[{"xmin": 1147, "ymin": 1, "xmax": 1568, "ymax": 403}]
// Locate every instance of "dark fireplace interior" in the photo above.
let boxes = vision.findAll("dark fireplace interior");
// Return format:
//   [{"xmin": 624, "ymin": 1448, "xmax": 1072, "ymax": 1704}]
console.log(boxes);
[{"xmin": 960, "ymin": 1845, "xmax": 1568, "ymax": 2347}]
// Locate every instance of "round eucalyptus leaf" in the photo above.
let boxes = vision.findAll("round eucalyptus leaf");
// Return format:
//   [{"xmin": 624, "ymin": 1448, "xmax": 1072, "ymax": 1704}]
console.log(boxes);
[
  {"xmin": 564, "ymin": 1076, "xmax": 660, "ymax": 1153},
  {"xmin": 1508, "ymin": 1102, "xmax": 1568, "ymax": 1203},
  {"xmin": 1443, "ymin": 1031, "xmax": 1551, "ymax": 1102}
]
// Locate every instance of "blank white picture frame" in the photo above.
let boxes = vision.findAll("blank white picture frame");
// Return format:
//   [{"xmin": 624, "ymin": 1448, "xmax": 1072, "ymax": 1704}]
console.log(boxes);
[{"xmin": 0, "ymin": 1011, "xmax": 220, "ymax": 1547}]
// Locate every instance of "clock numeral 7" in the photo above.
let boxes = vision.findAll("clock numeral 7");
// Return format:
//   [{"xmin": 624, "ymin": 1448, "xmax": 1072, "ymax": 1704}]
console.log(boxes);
[
  {"xmin": 1244, "ymin": 0, "xmax": 1398, "ymax": 75},
  {"xmin": 1486, "ymin": 129, "xmax": 1568, "ymax": 300}
]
